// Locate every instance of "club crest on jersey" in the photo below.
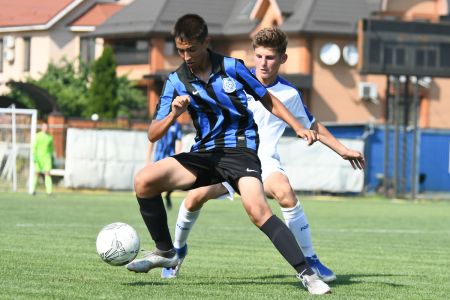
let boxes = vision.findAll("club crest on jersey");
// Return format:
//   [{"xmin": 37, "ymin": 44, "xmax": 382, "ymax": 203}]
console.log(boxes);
[{"xmin": 222, "ymin": 77, "xmax": 236, "ymax": 93}]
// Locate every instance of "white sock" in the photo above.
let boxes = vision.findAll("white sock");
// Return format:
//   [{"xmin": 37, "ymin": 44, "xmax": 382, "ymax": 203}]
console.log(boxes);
[
  {"xmin": 173, "ymin": 199, "xmax": 201, "ymax": 249},
  {"xmin": 280, "ymin": 201, "xmax": 315, "ymax": 257}
]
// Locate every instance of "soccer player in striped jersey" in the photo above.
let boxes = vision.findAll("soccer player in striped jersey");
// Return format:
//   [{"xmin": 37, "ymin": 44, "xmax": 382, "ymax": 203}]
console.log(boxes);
[
  {"xmin": 162, "ymin": 27, "xmax": 365, "ymax": 283},
  {"xmin": 147, "ymin": 121, "xmax": 183, "ymax": 209},
  {"xmin": 127, "ymin": 14, "xmax": 331, "ymax": 294}
]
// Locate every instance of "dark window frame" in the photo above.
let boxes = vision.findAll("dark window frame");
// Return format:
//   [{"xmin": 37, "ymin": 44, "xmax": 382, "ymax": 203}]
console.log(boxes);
[
  {"xmin": 80, "ymin": 37, "xmax": 96, "ymax": 64},
  {"xmin": 23, "ymin": 37, "xmax": 31, "ymax": 72}
]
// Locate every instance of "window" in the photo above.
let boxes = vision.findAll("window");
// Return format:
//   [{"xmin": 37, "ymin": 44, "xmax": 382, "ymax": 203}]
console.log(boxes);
[
  {"xmin": 0, "ymin": 38, "xmax": 3, "ymax": 73},
  {"xmin": 23, "ymin": 37, "xmax": 31, "ymax": 71},
  {"xmin": 111, "ymin": 39, "xmax": 149, "ymax": 65},
  {"xmin": 164, "ymin": 38, "xmax": 175, "ymax": 56},
  {"xmin": 80, "ymin": 37, "xmax": 95, "ymax": 64}
]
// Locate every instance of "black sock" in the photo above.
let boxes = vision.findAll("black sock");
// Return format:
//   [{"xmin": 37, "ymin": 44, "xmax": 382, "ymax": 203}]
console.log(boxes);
[
  {"xmin": 165, "ymin": 191, "xmax": 172, "ymax": 209},
  {"xmin": 137, "ymin": 195, "xmax": 174, "ymax": 251},
  {"xmin": 260, "ymin": 215, "xmax": 314, "ymax": 275}
]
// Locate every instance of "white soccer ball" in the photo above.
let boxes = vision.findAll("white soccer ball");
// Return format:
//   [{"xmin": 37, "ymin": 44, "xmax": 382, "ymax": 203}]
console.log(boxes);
[{"xmin": 96, "ymin": 222, "xmax": 140, "ymax": 266}]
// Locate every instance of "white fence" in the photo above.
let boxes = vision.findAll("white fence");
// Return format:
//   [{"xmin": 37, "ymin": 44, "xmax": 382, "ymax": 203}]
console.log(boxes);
[{"xmin": 64, "ymin": 129, "xmax": 364, "ymax": 193}]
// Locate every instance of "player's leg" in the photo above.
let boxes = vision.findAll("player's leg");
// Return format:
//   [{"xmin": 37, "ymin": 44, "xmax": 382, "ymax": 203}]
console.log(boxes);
[
  {"xmin": 237, "ymin": 177, "xmax": 330, "ymax": 295},
  {"xmin": 127, "ymin": 157, "xmax": 197, "ymax": 273},
  {"xmin": 42, "ymin": 155, "xmax": 53, "ymax": 195},
  {"xmin": 175, "ymin": 183, "xmax": 228, "ymax": 248},
  {"xmin": 165, "ymin": 191, "xmax": 173, "ymax": 209},
  {"xmin": 44, "ymin": 172, "xmax": 52, "ymax": 195},
  {"xmin": 32, "ymin": 172, "xmax": 39, "ymax": 195},
  {"xmin": 162, "ymin": 183, "xmax": 229, "ymax": 278},
  {"xmin": 32, "ymin": 160, "xmax": 42, "ymax": 195},
  {"xmin": 264, "ymin": 172, "xmax": 336, "ymax": 282}
]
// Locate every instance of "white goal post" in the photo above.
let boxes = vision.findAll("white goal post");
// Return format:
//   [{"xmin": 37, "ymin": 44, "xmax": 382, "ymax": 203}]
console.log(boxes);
[{"xmin": 0, "ymin": 106, "xmax": 37, "ymax": 194}]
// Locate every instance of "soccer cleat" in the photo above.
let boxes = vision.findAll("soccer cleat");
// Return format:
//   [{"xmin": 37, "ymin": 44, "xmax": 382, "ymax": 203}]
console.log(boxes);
[
  {"xmin": 306, "ymin": 255, "xmax": 337, "ymax": 282},
  {"xmin": 297, "ymin": 272, "xmax": 331, "ymax": 295},
  {"xmin": 161, "ymin": 244, "xmax": 188, "ymax": 279},
  {"xmin": 126, "ymin": 248, "xmax": 179, "ymax": 273}
]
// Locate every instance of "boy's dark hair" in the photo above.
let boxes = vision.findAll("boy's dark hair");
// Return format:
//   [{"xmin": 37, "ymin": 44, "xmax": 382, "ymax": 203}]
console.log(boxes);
[
  {"xmin": 173, "ymin": 14, "xmax": 208, "ymax": 43},
  {"xmin": 252, "ymin": 27, "xmax": 288, "ymax": 55}
]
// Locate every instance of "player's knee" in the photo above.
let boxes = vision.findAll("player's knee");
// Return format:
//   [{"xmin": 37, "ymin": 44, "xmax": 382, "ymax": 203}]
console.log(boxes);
[
  {"xmin": 184, "ymin": 191, "xmax": 207, "ymax": 211},
  {"xmin": 134, "ymin": 170, "xmax": 151, "ymax": 195},
  {"xmin": 184, "ymin": 197, "xmax": 202, "ymax": 211},
  {"xmin": 246, "ymin": 206, "xmax": 272, "ymax": 227},
  {"xmin": 272, "ymin": 183, "xmax": 296, "ymax": 207}
]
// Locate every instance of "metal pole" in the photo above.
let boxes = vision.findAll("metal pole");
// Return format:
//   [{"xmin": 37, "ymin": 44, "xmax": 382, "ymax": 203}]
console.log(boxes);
[
  {"xmin": 29, "ymin": 110, "xmax": 37, "ymax": 194},
  {"xmin": 411, "ymin": 79, "xmax": 420, "ymax": 200},
  {"xmin": 383, "ymin": 75, "xmax": 391, "ymax": 197},
  {"xmin": 401, "ymin": 76, "xmax": 410, "ymax": 196},
  {"xmin": 393, "ymin": 76, "xmax": 400, "ymax": 198},
  {"xmin": 11, "ymin": 104, "xmax": 17, "ymax": 192}
]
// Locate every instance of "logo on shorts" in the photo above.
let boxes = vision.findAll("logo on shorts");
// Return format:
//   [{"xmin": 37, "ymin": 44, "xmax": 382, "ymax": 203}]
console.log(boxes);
[
  {"xmin": 246, "ymin": 168, "xmax": 258, "ymax": 173},
  {"xmin": 222, "ymin": 77, "xmax": 236, "ymax": 93}
]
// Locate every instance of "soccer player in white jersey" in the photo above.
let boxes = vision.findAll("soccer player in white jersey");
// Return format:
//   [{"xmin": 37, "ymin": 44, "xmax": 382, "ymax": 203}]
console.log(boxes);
[{"xmin": 162, "ymin": 27, "xmax": 365, "ymax": 282}]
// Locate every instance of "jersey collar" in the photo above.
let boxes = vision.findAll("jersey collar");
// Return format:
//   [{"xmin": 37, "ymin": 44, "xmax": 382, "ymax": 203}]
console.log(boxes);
[{"xmin": 183, "ymin": 49, "xmax": 222, "ymax": 83}]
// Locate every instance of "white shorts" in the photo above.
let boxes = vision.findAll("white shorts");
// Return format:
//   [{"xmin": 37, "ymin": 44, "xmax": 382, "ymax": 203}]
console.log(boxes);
[
  {"xmin": 260, "ymin": 155, "xmax": 286, "ymax": 182},
  {"xmin": 217, "ymin": 181, "xmax": 235, "ymax": 200},
  {"xmin": 219, "ymin": 155, "xmax": 286, "ymax": 197}
]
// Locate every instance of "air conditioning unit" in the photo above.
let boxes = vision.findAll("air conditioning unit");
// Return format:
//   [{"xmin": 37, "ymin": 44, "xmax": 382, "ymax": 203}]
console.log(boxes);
[
  {"xmin": 3, "ymin": 48, "xmax": 15, "ymax": 62},
  {"xmin": 3, "ymin": 35, "xmax": 15, "ymax": 48},
  {"xmin": 358, "ymin": 82, "xmax": 378, "ymax": 102}
]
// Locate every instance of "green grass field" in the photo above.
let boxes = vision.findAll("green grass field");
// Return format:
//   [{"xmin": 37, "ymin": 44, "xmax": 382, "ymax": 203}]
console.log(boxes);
[{"xmin": 0, "ymin": 192, "xmax": 449, "ymax": 299}]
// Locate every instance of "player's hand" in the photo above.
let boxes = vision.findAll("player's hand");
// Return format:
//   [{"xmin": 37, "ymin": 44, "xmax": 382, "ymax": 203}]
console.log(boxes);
[
  {"xmin": 171, "ymin": 96, "xmax": 190, "ymax": 117},
  {"xmin": 341, "ymin": 149, "xmax": 365, "ymax": 170},
  {"xmin": 295, "ymin": 128, "xmax": 319, "ymax": 145}
]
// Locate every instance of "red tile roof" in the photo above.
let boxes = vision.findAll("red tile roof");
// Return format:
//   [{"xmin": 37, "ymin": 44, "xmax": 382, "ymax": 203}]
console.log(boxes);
[
  {"xmin": 0, "ymin": 0, "xmax": 76, "ymax": 27},
  {"xmin": 71, "ymin": 3, "xmax": 123, "ymax": 27}
]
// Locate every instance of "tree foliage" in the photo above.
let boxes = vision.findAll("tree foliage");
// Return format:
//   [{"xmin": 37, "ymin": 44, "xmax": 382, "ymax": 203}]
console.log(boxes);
[
  {"xmin": 85, "ymin": 46, "xmax": 118, "ymax": 119},
  {"xmin": 4, "ymin": 48, "xmax": 146, "ymax": 119}
]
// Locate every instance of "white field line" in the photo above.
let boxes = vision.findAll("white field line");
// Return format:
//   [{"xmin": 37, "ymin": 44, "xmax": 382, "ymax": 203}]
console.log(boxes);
[{"xmin": 13, "ymin": 223, "xmax": 450, "ymax": 235}]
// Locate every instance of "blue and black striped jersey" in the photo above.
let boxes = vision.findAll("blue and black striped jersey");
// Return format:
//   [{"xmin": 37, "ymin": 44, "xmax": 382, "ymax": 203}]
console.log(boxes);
[
  {"xmin": 154, "ymin": 50, "xmax": 268, "ymax": 152},
  {"xmin": 154, "ymin": 121, "xmax": 183, "ymax": 162}
]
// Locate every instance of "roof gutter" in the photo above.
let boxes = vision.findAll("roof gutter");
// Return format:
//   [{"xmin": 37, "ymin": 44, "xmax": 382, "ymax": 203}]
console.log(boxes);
[{"xmin": 0, "ymin": 0, "xmax": 84, "ymax": 33}]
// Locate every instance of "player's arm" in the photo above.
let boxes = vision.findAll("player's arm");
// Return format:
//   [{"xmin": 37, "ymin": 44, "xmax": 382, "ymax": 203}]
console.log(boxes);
[
  {"xmin": 260, "ymin": 92, "xmax": 318, "ymax": 145},
  {"xmin": 312, "ymin": 121, "xmax": 365, "ymax": 170},
  {"xmin": 235, "ymin": 59, "xmax": 317, "ymax": 145},
  {"xmin": 148, "ymin": 78, "xmax": 190, "ymax": 142}
]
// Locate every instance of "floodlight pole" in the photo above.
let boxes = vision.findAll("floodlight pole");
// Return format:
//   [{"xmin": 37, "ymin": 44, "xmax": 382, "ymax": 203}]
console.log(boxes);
[
  {"xmin": 401, "ymin": 76, "xmax": 410, "ymax": 196},
  {"xmin": 393, "ymin": 76, "xmax": 400, "ymax": 198},
  {"xmin": 411, "ymin": 79, "xmax": 420, "ymax": 200},
  {"xmin": 383, "ymin": 75, "xmax": 391, "ymax": 198}
]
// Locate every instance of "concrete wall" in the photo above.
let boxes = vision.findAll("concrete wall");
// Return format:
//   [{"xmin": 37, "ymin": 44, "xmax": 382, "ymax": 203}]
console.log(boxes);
[{"xmin": 310, "ymin": 37, "xmax": 384, "ymax": 123}]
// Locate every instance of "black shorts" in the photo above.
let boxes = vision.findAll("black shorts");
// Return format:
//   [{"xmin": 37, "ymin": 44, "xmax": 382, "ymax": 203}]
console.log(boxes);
[{"xmin": 172, "ymin": 148, "xmax": 262, "ymax": 194}]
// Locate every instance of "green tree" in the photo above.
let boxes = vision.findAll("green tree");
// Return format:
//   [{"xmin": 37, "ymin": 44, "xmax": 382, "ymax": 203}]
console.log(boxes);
[
  {"xmin": 86, "ymin": 46, "xmax": 118, "ymax": 118},
  {"xmin": 36, "ymin": 59, "xmax": 90, "ymax": 117},
  {"xmin": 6, "ymin": 58, "xmax": 90, "ymax": 117},
  {"xmin": 116, "ymin": 75, "xmax": 147, "ymax": 118},
  {"xmin": 4, "ymin": 49, "xmax": 146, "ymax": 119}
]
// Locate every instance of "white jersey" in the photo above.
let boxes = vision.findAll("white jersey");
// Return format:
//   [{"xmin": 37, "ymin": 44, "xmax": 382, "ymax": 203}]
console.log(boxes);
[
  {"xmin": 219, "ymin": 73, "xmax": 316, "ymax": 197},
  {"xmin": 248, "ymin": 74, "xmax": 315, "ymax": 163}
]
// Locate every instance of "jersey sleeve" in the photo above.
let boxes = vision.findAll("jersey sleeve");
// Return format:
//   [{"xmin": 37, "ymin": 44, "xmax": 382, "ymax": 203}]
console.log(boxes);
[
  {"xmin": 235, "ymin": 59, "xmax": 268, "ymax": 101},
  {"xmin": 153, "ymin": 78, "xmax": 179, "ymax": 120},
  {"xmin": 285, "ymin": 90, "xmax": 316, "ymax": 129}
]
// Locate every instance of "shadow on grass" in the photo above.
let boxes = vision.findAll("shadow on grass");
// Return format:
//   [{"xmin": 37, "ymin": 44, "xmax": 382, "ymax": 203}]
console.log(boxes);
[
  {"xmin": 122, "ymin": 273, "xmax": 407, "ymax": 288},
  {"xmin": 331, "ymin": 273, "xmax": 407, "ymax": 287},
  {"xmin": 123, "ymin": 281, "xmax": 167, "ymax": 286}
]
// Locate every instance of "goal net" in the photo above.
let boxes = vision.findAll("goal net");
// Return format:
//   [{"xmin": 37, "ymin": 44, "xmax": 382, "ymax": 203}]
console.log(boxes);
[{"xmin": 0, "ymin": 107, "xmax": 37, "ymax": 193}]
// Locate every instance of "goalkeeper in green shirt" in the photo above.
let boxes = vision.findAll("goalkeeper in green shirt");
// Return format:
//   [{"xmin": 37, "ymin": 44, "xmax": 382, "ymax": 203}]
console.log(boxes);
[{"xmin": 32, "ymin": 123, "xmax": 54, "ymax": 195}]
